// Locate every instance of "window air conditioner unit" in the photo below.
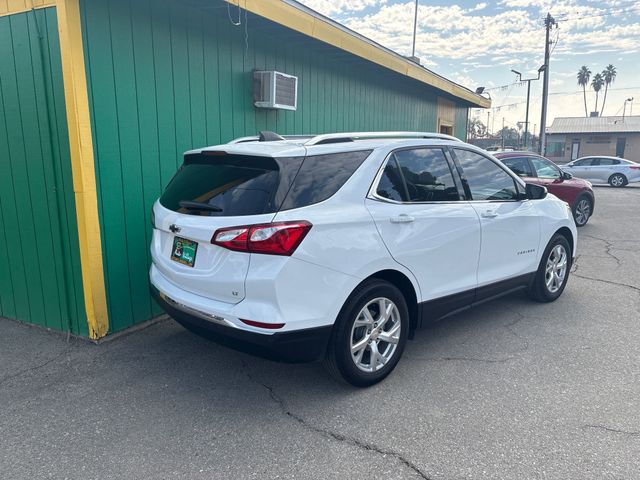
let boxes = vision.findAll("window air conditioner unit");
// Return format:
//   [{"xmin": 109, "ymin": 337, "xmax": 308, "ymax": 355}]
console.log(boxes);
[{"xmin": 253, "ymin": 70, "xmax": 298, "ymax": 111}]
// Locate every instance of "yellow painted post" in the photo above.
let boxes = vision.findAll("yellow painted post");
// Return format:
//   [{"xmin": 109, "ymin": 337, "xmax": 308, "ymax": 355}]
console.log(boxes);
[{"xmin": 55, "ymin": 0, "xmax": 109, "ymax": 339}]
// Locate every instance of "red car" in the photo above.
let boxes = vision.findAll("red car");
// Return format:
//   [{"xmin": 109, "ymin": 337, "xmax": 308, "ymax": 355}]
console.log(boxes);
[{"xmin": 494, "ymin": 151, "xmax": 595, "ymax": 227}]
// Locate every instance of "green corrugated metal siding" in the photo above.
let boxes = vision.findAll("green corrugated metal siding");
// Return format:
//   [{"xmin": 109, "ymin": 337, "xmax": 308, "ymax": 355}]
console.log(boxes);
[
  {"xmin": 0, "ymin": 8, "xmax": 88, "ymax": 335},
  {"xmin": 455, "ymin": 106, "xmax": 469, "ymax": 141},
  {"xmin": 80, "ymin": 0, "xmax": 469, "ymax": 332}
]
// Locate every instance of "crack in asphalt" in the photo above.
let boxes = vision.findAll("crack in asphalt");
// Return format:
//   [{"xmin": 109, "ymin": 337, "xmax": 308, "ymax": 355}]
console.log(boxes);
[
  {"xmin": 0, "ymin": 347, "xmax": 72, "ymax": 388},
  {"xmin": 580, "ymin": 234, "xmax": 622, "ymax": 267},
  {"xmin": 582, "ymin": 425, "xmax": 640, "ymax": 437},
  {"xmin": 240, "ymin": 360, "xmax": 433, "ymax": 480},
  {"xmin": 572, "ymin": 272, "xmax": 640, "ymax": 293}
]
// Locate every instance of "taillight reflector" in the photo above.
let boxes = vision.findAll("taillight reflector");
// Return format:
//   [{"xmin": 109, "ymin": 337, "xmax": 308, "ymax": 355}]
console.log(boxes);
[
  {"xmin": 212, "ymin": 221, "xmax": 312, "ymax": 256},
  {"xmin": 240, "ymin": 319, "xmax": 285, "ymax": 329}
]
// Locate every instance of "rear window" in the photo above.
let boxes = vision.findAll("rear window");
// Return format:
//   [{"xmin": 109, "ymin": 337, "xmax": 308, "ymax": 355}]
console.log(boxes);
[
  {"xmin": 160, "ymin": 154, "xmax": 303, "ymax": 216},
  {"xmin": 160, "ymin": 150, "xmax": 370, "ymax": 216}
]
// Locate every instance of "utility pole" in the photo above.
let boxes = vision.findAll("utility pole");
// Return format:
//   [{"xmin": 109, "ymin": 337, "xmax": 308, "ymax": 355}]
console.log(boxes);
[
  {"xmin": 501, "ymin": 117, "xmax": 505, "ymax": 149},
  {"xmin": 487, "ymin": 111, "xmax": 491, "ymax": 137},
  {"xmin": 539, "ymin": 13, "xmax": 556, "ymax": 155},
  {"xmin": 411, "ymin": 0, "xmax": 419, "ymax": 58}
]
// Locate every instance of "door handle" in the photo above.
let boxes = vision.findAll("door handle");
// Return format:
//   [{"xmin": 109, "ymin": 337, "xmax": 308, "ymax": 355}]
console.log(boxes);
[
  {"xmin": 390, "ymin": 214, "xmax": 415, "ymax": 223},
  {"xmin": 481, "ymin": 210, "xmax": 498, "ymax": 218}
]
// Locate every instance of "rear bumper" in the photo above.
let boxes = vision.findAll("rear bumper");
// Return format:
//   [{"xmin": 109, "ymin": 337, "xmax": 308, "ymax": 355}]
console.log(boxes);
[{"xmin": 151, "ymin": 286, "xmax": 332, "ymax": 363}]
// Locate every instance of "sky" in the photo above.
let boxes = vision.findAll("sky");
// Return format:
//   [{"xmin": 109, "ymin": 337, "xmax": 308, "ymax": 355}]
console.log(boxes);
[{"xmin": 298, "ymin": 0, "xmax": 640, "ymax": 135}]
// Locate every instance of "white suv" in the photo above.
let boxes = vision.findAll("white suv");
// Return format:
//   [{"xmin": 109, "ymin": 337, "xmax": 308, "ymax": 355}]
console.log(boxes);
[{"xmin": 150, "ymin": 132, "xmax": 577, "ymax": 387}]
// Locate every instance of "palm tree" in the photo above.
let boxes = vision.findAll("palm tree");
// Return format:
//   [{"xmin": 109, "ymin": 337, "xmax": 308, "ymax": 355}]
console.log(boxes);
[
  {"xmin": 591, "ymin": 73, "xmax": 605, "ymax": 115},
  {"xmin": 600, "ymin": 64, "xmax": 617, "ymax": 116},
  {"xmin": 577, "ymin": 66, "xmax": 591, "ymax": 117}
]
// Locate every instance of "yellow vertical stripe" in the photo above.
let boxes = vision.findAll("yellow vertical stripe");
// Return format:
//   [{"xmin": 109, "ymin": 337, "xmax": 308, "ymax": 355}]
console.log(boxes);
[{"xmin": 55, "ymin": 0, "xmax": 109, "ymax": 339}]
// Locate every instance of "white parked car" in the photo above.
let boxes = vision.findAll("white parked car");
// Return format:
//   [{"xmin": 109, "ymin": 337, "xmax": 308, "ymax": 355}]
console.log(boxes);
[
  {"xmin": 562, "ymin": 156, "xmax": 640, "ymax": 187},
  {"xmin": 150, "ymin": 132, "xmax": 577, "ymax": 387}
]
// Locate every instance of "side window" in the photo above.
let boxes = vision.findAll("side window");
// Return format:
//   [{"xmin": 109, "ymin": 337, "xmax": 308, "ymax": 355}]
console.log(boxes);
[
  {"xmin": 454, "ymin": 149, "xmax": 519, "ymax": 201},
  {"xmin": 280, "ymin": 150, "xmax": 371, "ymax": 210},
  {"xmin": 376, "ymin": 157, "xmax": 408, "ymax": 202},
  {"xmin": 502, "ymin": 157, "xmax": 534, "ymax": 177},
  {"xmin": 598, "ymin": 158, "xmax": 619, "ymax": 166},
  {"xmin": 393, "ymin": 148, "xmax": 461, "ymax": 202},
  {"xmin": 530, "ymin": 157, "xmax": 561, "ymax": 179}
]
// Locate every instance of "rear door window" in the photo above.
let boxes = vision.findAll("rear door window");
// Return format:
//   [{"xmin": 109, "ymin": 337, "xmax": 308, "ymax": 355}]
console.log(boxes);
[{"xmin": 596, "ymin": 158, "xmax": 620, "ymax": 166}]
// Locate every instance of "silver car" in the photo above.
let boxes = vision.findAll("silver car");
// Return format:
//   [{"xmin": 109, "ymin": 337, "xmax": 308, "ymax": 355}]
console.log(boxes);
[{"xmin": 562, "ymin": 156, "xmax": 640, "ymax": 187}]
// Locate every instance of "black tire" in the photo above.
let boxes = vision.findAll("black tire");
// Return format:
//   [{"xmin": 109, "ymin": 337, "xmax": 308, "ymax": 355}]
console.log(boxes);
[
  {"xmin": 608, "ymin": 173, "xmax": 627, "ymax": 187},
  {"xmin": 324, "ymin": 279, "xmax": 409, "ymax": 387},
  {"xmin": 528, "ymin": 234, "xmax": 572, "ymax": 302},
  {"xmin": 572, "ymin": 195, "xmax": 592, "ymax": 227}
]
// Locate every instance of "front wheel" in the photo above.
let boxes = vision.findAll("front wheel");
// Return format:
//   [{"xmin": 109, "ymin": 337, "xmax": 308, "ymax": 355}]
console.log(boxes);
[
  {"xmin": 572, "ymin": 196, "xmax": 592, "ymax": 227},
  {"xmin": 528, "ymin": 234, "xmax": 572, "ymax": 302},
  {"xmin": 608, "ymin": 173, "xmax": 627, "ymax": 187},
  {"xmin": 324, "ymin": 279, "xmax": 409, "ymax": 387}
]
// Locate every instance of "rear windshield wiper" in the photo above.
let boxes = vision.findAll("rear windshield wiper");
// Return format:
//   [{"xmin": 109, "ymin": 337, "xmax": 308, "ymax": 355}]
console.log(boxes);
[{"xmin": 179, "ymin": 200, "xmax": 222, "ymax": 212}]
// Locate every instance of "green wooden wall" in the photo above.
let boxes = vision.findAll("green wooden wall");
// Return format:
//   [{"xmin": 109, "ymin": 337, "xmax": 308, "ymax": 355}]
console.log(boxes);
[
  {"xmin": 79, "ymin": 0, "xmax": 470, "ymax": 332},
  {"xmin": 0, "ymin": 8, "xmax": 88, "ymax": 336}
]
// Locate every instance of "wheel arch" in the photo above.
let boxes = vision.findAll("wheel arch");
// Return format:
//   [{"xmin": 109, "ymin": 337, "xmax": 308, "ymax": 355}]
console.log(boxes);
[
  {"xmin": 366, "ymin": 270, "xmax": 419, "ymax": 339},
  {"xmin": 554, "ymin": 226, "xmax": 575, "ymax": 257}
]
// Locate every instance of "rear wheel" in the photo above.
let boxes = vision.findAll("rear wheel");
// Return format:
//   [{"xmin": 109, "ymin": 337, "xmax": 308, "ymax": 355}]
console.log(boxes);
[
  {"xmin": 528, "ymin": 234, "xmax": 572, "ymax": 302},
  {"xmin": 572, "ymin": 196, "xmax": 592, "ymax": 227},
  {"xmin": 324, "ymin": 279, "xmax": 409, "ymax": 387},
  {"xmin": 608, "ymin": 173, "xmax": 627, "ymax": 187}
]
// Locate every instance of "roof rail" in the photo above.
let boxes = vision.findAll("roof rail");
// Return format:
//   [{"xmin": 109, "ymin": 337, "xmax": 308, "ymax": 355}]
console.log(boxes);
[
  {"xmin": 226, "ymin": 133, "xmax": 315, "ymax": 144},
  {"xmin": 304, "ymin": 131, "xmax": 462, "ymax": 146}
]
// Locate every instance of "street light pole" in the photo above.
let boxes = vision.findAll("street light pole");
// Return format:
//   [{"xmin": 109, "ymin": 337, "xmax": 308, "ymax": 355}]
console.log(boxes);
[
  {"xmin": 623, "ymin": 97, "xmax": 634, "ymax": 119},
  {"xmin": 511, "ymin": 66, "xmax": 544, "ymax": 150}
]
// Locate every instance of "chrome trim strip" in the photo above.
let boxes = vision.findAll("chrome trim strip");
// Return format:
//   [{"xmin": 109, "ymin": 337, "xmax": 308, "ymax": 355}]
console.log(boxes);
[{"xmin": 156, "ymin": 288, "xmax": 237, "ymax": 328}]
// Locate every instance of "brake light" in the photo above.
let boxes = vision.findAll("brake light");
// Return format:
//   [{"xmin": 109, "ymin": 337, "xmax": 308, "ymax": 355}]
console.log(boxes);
[
  {"xmin": 629, "ymin": 166, "xmax": 640, "ymax": 170},
  {"xmin": 212, "ymin": 221, "xmax": 312, "ymax": 256}
]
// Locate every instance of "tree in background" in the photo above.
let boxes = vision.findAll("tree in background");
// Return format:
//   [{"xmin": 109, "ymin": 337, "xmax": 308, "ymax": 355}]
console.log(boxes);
[
  {"xmin": 577, "ymin": 66, "xmax": 591, "ymax": 117},
  {"xmin": 591, "ymin": 73, "xmax": 605, "ymax": 115},
  {"xmin": 600, "ymin": 64, "xmax": 617, "ymax": 116},
  {"xmin": 467, "ymin": 117, "xmax": 487, "ymax": 139}
]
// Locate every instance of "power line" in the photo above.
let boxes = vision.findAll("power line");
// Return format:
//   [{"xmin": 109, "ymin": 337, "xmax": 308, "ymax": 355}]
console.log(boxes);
[{"xmin": 553, "ymin": 4, "xmax": 640, "ymax": 22}]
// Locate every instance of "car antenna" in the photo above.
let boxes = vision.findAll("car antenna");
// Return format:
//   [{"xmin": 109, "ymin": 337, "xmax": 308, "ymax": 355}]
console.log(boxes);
[{"xmin": 258, "ymin": 131, "xmax": 286, "ymax": 142}]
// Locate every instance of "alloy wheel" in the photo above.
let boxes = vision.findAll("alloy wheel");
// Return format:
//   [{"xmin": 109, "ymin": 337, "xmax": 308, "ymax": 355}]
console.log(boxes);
[
  {"xmin": 574, "ymin": 199, "xmax": 591, "ymax": 226},
  {"xmin": 350, "ymin": 297, "xmax": 401, "ymax": 373},
  {"xmin": 611, "ymin": 174, "xmax": 624, "ymax": 187},
  {"xmin": 545, "ymin": 244, "xmax": 568, "ymax": 293}
]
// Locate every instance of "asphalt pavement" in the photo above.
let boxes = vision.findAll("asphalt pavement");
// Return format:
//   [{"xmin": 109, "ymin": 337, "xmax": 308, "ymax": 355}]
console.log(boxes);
[{"xmin": 1, "ymin": 186, "xmax": 639, "ymax": 480}]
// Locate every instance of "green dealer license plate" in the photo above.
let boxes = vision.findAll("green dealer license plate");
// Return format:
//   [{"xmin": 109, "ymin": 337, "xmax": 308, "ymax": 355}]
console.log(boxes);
[{"xmin": 171, "ymin": 236, "xmax": 198, "ymax": 267}]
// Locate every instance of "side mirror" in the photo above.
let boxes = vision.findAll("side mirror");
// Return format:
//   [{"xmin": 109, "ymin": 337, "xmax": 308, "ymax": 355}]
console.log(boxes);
[
  {"xmin": 562, "ymin": 171, "xmax": 573, "ymax": 180},
  {"xmin": 566, "ymin": 163, "xmax": 573, "ymax": 167},
  {"xmin": 526, "ymin": 183, "xmax": 547, "ymax": 200}
]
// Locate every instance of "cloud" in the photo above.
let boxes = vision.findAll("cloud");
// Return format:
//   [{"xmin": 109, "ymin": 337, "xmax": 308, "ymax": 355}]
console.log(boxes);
[{"xmin": 300, "ymin": 0, "xmax": 387, "ymax": 16}]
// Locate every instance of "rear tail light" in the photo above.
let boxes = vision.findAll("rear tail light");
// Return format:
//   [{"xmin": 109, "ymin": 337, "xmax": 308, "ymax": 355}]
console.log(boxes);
[
  {"xmin": 629, "ymin": 166, "xmax": 640, "ymax": 170},
  {"xmin": 212, "ymin": 221, "xmax": 312, "ymax": 256}
]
